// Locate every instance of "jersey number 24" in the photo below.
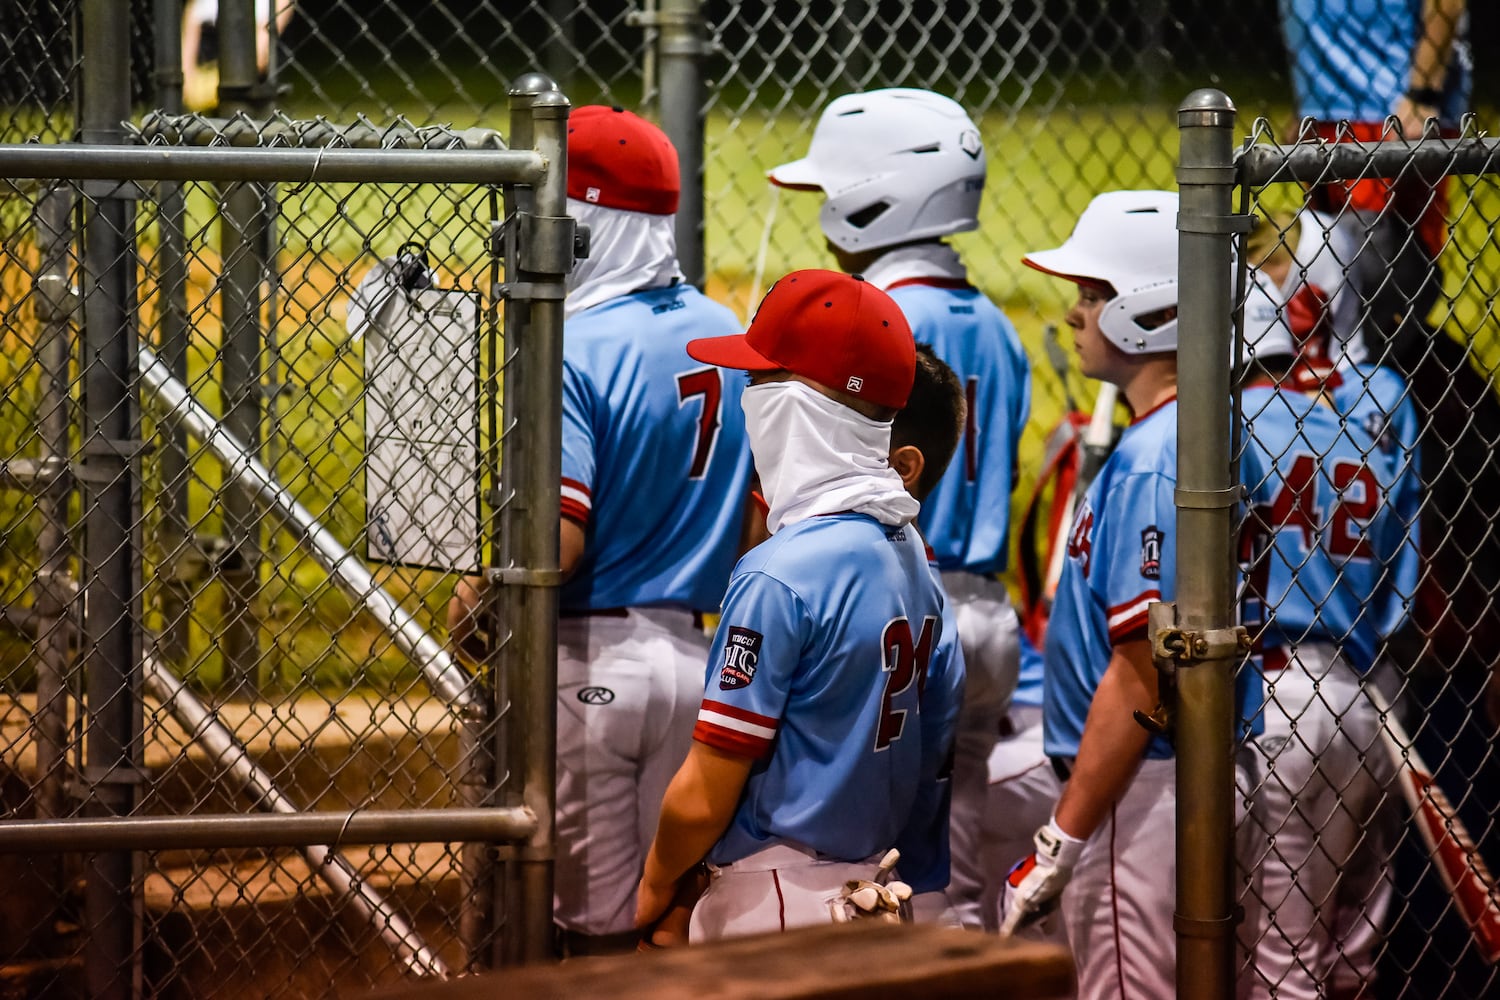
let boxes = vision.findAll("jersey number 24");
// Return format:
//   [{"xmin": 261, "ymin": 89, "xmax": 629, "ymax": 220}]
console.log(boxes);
[{"xmin": 875, "ymin": 615, "xmax": 938, "ymax": 751}]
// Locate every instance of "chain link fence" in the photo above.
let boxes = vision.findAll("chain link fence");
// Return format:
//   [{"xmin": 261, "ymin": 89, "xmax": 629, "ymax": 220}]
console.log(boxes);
[
  {"xmin": 2, "ymin": 2, "xmax": 1499, "ymax": 999},
  {"xmin": 0, "ymin": 56, "xmax": 570, "ymax": 994},
  {"xmin": 1221, "ymin": 118, "xmax": 1500, "ymax": 1000}
]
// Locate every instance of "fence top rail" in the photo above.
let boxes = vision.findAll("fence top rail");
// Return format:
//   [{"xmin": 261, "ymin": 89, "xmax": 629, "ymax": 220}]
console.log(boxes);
[
  {"xmin": 134, "ymin": 110, "xmax": 510, "ymax": 151},
  {"xmin": 1237, "ymin": 122, "xmax": 1500, "ymax": 187},
  {"xmin": 0, "ymin": 143, "xmax": 547, "ymax": 185}
]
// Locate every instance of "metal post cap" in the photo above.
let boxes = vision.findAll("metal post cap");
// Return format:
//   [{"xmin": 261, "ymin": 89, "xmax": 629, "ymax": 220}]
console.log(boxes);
[
  {"xmin": 1178, "ymin": 88, "xmax": 1236, "ymax": 127},
  {"xmin": 509, "ymin": 72, "xmax": 559, "ymax": 98},
  {"xmin": 530, "ymin": 90, "xmax": 572, "ymax": 117}
]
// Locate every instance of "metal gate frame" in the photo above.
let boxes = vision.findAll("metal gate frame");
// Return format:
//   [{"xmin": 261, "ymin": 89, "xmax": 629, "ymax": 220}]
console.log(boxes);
[{"xmin": 0, "ymin": 87, "xmax": 571, "ymax": 993}]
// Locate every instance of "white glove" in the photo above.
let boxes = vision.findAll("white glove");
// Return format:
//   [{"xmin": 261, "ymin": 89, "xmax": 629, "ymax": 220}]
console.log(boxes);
[
  {"xmin": 833, "ymin": 878, "xmax": 913, "ymax": 924},
  {"xmin": 999, "ymin": 817, "xmax": 1087, "ymax": 937}
]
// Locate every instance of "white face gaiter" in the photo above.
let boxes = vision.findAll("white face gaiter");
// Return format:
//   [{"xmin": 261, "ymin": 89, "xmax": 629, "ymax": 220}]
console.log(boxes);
[
  {"xmin": 565, "ymin": 198, "xmax": 684, "ymax": 319},
  {"xmin": 860, "ymin": 241, "xmax": 968, "ymax": 291},
  {"xmin": 742, "ymin": 380, "xmax": 920, "ymax": 535}
]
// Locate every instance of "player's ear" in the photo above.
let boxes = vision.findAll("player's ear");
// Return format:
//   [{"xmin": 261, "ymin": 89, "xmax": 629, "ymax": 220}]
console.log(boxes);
[{"xmin": 888, "ymin": 444, "xmax": 925, "ymax": 496}]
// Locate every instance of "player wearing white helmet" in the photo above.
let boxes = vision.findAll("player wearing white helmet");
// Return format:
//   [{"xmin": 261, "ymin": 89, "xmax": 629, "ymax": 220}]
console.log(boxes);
[
  {"xmin": 770, "ymin": 89, "xmax": 1031, "ymax": 929},
  {"xmin": 1005, "ymin": 191, "xmax": 1221, "ymax": 998},
  {"xmin": 1236, "ymin": 244, "xmax": 1420, "ymax": 1000}
]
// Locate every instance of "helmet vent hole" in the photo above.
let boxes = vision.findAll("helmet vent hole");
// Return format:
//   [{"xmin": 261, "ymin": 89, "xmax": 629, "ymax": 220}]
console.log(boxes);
[
  {"xmin": 836, "ymin": 108, "xmax": 865, "ymax": 117},
  {"xmin": 910, "ymin": 143, "xmax": 941, "ymax": 154},
  {"xmin": 1126, "ymin": 207, "xmax": 1160, "ymax": 214},
  {"xmin": 846, "ymin": 201, "xmax": 891, "ymax": 229}
]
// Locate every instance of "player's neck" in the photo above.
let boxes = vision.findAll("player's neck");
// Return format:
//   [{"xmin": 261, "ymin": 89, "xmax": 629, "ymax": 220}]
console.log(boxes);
[{"xmin": 1116, "ymin": 360, "xmax": 1178, "ymax": 418}]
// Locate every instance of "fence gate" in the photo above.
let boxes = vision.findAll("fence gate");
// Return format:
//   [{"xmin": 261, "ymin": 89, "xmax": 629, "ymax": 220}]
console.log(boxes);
[{"xmin": 0, "ymin": 83, "xmax": 571, "ymax": 999}]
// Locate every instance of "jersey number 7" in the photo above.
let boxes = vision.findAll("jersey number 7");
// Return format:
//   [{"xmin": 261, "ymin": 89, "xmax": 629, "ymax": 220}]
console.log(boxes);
[
  {"xmin": 677, "ymin": 367, "xmax": 723, "ymax": 479},
  {"xmin": 875, "ymin": 615, "xmax": 938, "ymax": 751}
]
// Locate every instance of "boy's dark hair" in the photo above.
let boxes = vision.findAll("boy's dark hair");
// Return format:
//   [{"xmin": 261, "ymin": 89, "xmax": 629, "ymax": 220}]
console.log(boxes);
[{"xmin": 892, "ymin": 343, "xmax": 966, "ymax": 501}]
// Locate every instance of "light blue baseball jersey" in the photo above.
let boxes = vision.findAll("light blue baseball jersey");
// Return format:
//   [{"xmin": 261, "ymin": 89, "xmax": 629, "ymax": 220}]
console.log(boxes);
[
  {"xmin": 886, "ymin": 280, "xmax": 1031, "ymax": 575},
  {"xmin": 1010, "ymin": 631, "xmax": 1045, "ymax": 710},
  {"xmin": 693, "ymin": 514, "xmax": 964, "ymax": 888},
  {"xmin": 1280, "ymin": 0, "xmax": 1470, "ymax": 125},
  {"xmin": 1331, "ymin": 362, "xmax": 1421, "ymax": 631},
  {"xmin": 1239, "ymin": 385, "xmax": 1418, "ymax": 672},
  {"xmin": 1043, "ymin": 400, "xmax": 1178, "ymax": 761},
  {"xmin": 559, "ymin": 284, "xmax": 752, "ymax": 612},
  {"xmin": 891, "ymin": 550, "xmax": 966, "ymax": 892}
]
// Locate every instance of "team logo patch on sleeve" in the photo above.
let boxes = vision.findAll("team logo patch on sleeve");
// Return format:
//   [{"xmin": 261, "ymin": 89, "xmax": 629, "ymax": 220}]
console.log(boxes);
[
  {"xmin": 1140, "ymin": 526, "xmax": 1163, "ymax": 580},
  {"xmin": 719, "ymin": 626, "xmax": 763, "ymax": 690}
]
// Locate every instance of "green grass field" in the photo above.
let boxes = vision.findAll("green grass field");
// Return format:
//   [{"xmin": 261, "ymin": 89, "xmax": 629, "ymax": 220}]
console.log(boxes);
[{"xmin": 1, "ymin": 97, "xmax": 1497, "ymax": 694}]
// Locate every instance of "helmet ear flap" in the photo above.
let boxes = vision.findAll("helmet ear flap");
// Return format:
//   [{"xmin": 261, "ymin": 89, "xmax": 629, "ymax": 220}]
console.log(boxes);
[{"xmin": 1098, "ymin": 282, "xmax": 1180, "ymax": 355}]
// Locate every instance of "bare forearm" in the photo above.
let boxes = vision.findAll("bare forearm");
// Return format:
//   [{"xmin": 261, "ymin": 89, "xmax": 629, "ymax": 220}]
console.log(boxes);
[
  {"xmin": 643, "ymin": 785, "xmax": 731, "ymax": 889},
  {"xmin": 642, "ymin": 743, "xmax": 753, "ymax": 889},
  {"xmin": 1053, "ymin": 641, "xmax": 1157, "ymax": 840}
]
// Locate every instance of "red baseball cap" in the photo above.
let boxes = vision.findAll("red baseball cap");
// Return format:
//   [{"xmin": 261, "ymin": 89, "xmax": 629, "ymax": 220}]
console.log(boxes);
[
  {"xmin": 567, "ymin": 105, "xmax": 680, "ymax": 215},
  {"xmin": 687, "ymin": 269, "xmax": 915, "ymax": 410}
]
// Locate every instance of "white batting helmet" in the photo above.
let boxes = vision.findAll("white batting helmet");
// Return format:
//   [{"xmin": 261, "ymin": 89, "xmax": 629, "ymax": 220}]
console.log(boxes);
[
  {"xmin": 1242, "ymin": 275, "xmax": 1296, "ymax": 363},
  {"xmin": 768, "ymin": 88, "xmax": 987, "ymax": 253},
  {"xmin": 1023, "ymin": 190, "xmax": 1180, "ymax": 355}
]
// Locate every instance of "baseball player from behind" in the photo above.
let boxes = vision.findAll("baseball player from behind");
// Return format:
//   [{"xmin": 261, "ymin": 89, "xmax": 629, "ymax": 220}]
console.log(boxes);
[
  {"xmin": 1004, "ymin": 191, "xmax": 1187, "ymax": 997},
  {"xmin": 549, "ymin": 106, "xmax": 753, "ymax": 953},
  {"xmin": 770, "ymin": 88, "xmax": 1031, "ymax": 928},
  {"xmin": 1235, "ymin": 284, "xmax": 1419, "ymax": 999},
  {"xmin": 635, "ymin": 270, "xmax": 964, "ymax": 942}
]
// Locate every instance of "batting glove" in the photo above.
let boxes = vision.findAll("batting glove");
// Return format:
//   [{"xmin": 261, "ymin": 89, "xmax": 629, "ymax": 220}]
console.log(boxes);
[{"xmin": 999, "ymin": 817, "xmax": 1087, "ymax": 937}]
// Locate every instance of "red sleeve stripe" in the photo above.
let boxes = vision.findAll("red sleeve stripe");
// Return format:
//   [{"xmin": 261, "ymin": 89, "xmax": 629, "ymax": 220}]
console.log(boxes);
[
  {"xmin": 1107, "ymin": 590, "xmax": 1160, "ymax": 643},
  {"xmin": 560, "ymin": 498, "xmax": 590, "ymax": 525},
  {"xmin": 696, "ymin": 701, "xmax": 776, "ymax": 754},
  {"xmin": 694, "ymin": 719, "xmax": 773, "ymax": 759},
  {"xmin": 700, "ymin": 700, "xmax": 777, "ymax": 729},
  {"xmin": 695, "ymin": 701, "xmax": 778, "ymax": 756},
  {"xmin": 560, "ymin": 479, "xmax": 592, "ymax": 525},
  {"xmin": 561, "ymin": 478, "xmax": 592, "ymax": 508}
]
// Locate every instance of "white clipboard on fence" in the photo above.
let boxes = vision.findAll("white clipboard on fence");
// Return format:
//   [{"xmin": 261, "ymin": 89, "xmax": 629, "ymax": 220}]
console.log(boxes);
[{"xmin": 358, "ymin": 263, "xmax": 483, "ymax": 574}]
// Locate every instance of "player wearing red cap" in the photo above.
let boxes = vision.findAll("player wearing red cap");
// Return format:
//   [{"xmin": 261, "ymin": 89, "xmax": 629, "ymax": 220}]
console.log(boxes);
[
  {"xmin": 634, "ymin": 269, "xmax": 964, "ymax": 942},
  {"xmin": 545, "ymin": 106, "xmax": 753, "ymax": 954},
  {"xmin": 769, "ymin": 90, "xmax": 1032, "ymax": 928}
]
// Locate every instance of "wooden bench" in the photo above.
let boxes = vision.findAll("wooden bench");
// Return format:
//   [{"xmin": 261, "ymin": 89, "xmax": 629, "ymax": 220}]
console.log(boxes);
[{"xmin": 367, "ymin": 922, "xmax": 1074, "ymax": 999}]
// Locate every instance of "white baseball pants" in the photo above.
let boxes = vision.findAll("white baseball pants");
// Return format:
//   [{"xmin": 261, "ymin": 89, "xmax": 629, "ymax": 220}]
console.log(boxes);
[
  {"xmin": 1062, "ymin": 756, "xmax": 1177, "ymax": 1000},
  {"xmin": 986, "ymin": 706, "xmax": 1071, "ymax": 959},
  {"xmin": 553, "ymin": 607, "xmax": 708, "ymax": 936},
  {"xmin": 689, "ymin": 842, "xmax": 886, "ymax": 942},
  {"xmin": 1237, "ymin": 644, "xmax": 1397, "ymax": 999},
  {"xmin": 940, "ymin": 571, "xmax": 1022, "ymax": 929}
]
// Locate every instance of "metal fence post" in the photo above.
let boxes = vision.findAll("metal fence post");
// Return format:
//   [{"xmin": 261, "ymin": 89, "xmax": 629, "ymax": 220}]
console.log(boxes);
[
  {"xmin": 544, "ymin": 0, "xmax": 576, "ymax": 97},
  {"xmin": 656, "ymin": 0, "xmax": 706, "ymax": 288},
  {"xmin": 215, "ymin": 0, "xmax": 267, "ymax": 696},
  {"xmin": 1173, "ymin": 88, "xmax": 1240, "ymax": 1000},
  {"xmin": 79, "ymin": 2, "xmax": 143, "ymax": 997},
  {"xmin": 834, "ymin": 0, "xmax": 872, "ymax": 91},
  {"xmin": 31, "ymin": 187, "xmax": 75, "ymax": 824},
  {"xmin": 151, "ymin": 0, "xmax": 196, "ymax": 672},
  {"xmin": 491, "ymin": 82, "xmax": 570, "ymax": 968}
]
